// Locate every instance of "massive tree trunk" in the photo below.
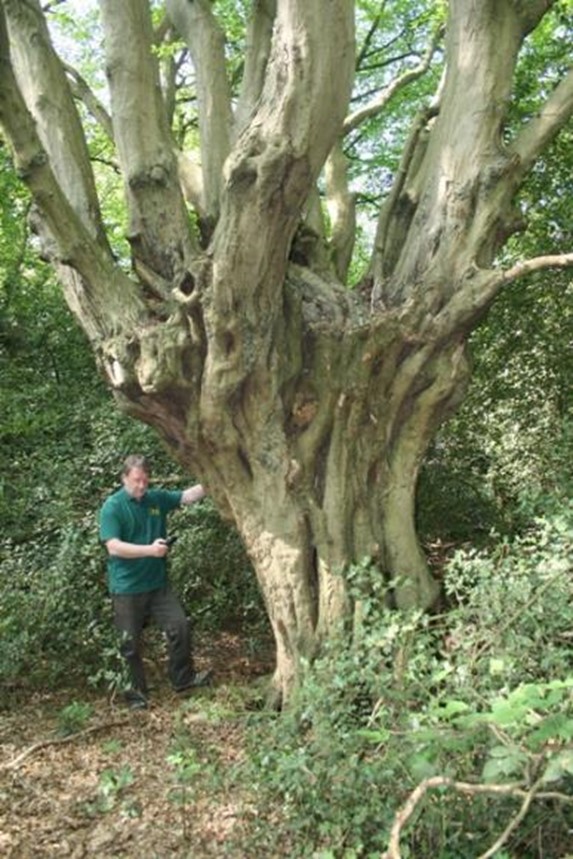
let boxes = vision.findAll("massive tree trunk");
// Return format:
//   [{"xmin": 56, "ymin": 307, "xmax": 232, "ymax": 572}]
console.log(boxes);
[{"xmin": 1, "ymin": 0, "xmax": 572, "ymax": 705}]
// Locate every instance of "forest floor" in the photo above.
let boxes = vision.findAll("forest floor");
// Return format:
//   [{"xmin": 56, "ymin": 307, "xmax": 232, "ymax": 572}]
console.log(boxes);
[{"xmin": 0, "ymin": 632, "xmax": 279, "ymax": 858}]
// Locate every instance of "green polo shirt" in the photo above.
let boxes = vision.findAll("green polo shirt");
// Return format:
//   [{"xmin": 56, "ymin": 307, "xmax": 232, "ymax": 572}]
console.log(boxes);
[{"xmin": 99, "ymin": 487, "xmax": 182, "ymax": 594}]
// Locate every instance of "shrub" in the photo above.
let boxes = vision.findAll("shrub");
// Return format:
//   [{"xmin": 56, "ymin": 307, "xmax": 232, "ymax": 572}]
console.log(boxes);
[
  {"xmin": 0, "ymin": 524, "xmax": 115, "ymax": 687},
  {"xmin": 234, "ymin": 507, "xmax": 573, "ymax": 858},
  {"xmin": 168, "ymin": 499, "xmax": 266, "ymax": 633}
]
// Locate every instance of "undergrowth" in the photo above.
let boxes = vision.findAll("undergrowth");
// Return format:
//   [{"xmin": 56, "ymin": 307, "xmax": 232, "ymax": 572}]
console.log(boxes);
[{"xmin": 226, "ymin": 506, "xmax": 573, "ymax": 858}]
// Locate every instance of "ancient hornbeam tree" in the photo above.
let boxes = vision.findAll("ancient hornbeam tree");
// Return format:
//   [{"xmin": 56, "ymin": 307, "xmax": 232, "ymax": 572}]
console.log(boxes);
[{"xmin": 1, "ymin": 0, "xmax": 572, "ymax": 704}]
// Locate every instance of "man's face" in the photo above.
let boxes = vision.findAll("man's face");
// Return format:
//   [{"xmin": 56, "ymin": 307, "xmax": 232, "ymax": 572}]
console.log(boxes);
[{"xmin": 122, "ymin": 466, "xmax": 149, "ymax": 500}]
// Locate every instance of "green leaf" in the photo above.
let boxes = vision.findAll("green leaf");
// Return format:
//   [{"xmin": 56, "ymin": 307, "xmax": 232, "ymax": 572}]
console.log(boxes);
[
  {"xmin": 482, "ymin": 748, "xmax": 527, "ymax": 782},
  {"xmin": 542, "ymin": 750, "xmax": 573, "ymax": 783},
  {"xmin": 527, "ymin": 714, "xmax": 573, "ymax": 748},
  {"xmin": 432, "ymin": 699, "xmax": 471, "ymax": 721},
  {"xmin": 355, "ymin": 728, "xmax": 390, "ymax": 744},
  {"xmin": 489, "ymin": 657, "xmax": 506, "ymax": 676},
  {"xmin": 408, "ymin": 751, "xmax": 438, "ymax": 782}
]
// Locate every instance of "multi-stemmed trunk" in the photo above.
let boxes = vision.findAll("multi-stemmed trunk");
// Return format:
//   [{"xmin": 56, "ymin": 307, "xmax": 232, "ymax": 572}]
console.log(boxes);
[
  {"xmin": 1, "ymin": 0, "xmax": 572, "ymax": 705},
  {"xmin": 109, "ymin": 267, "xmax": 471, "ymax": 703}
]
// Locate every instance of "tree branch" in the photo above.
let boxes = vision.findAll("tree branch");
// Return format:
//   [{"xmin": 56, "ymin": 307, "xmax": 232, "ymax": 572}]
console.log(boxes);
[
  {"xmin": 4, "ymin": 0, "xmax": 105, "ymax": 238},
  {"xmin": 0, "ymin": 4, "xmax": 146, "ymax": 338},
  {"xmin": 100, "ymin": 0, "xmax": 196, "ymax": 276},
  {"xmin": 325, "ymin": 141, "xmax": 356, "ymax": 282},
  {"xmin": 477, "ymin": 778, "xmax": 542, "ymax": 859},
  {"xmin": 63, "ymin": 62, "xmax": 114, "ymax": 140},
  {"xmin": 435, "ymin": 252, "xmax": 573, "ymax": 341},
  {"xmin": 354, "ymin": 2, "xmax": 386, "ymax": 71},
  {"xmin": 204, "ymin": 0, "xmax": 355, "ymax": 342},
  {"xmin": 0, "ymin": 720, "xmax": 129, "ymax": 771},
  {"xmin": 166, "ymin": 0, "xmax": 232, "ymax": 221},
  {"xmin": 382, "ymin": 774, "xmax": 573, "ymax": 859},
  {"xmin": 501, "ymin": 253, "xmax": 573, "ymax": 286},
  {"xmin": 235, "ymin": 0, "xmax": 277, "ymax": 135},
  {"xmin": 515, "ymin": 0, "xmax": 560, "ymax": 37},
  {"xmin": 343, "ymin": 24, "xmax": 443, "ymax": 136},
  {"xmin": 249, "ymin": 0, "xmax": 355, "ymax": 171},
  {"xmin": 512, "ymin": 67, "xmax": 573, "ymax": 178},
  {"xmin": 370, "ymin": 103, "xmax": 437, "ymax": 293}
]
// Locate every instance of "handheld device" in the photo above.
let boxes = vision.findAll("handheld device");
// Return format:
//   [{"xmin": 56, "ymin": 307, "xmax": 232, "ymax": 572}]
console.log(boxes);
[{"xmin": 164, "ymin": 535, "xmax": 178, "ymax": 547}]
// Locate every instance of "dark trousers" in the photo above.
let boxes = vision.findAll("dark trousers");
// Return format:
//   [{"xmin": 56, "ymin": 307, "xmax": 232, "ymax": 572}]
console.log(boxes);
[{"xmin": 112, "ymin": 586, "xmax": 195, "ymax": 695}]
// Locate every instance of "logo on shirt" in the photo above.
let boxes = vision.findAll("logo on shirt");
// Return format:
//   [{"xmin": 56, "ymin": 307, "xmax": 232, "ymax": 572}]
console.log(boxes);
[{"xmin": 149, "ymin": 507, "xmax": 160, "ymax": 517}]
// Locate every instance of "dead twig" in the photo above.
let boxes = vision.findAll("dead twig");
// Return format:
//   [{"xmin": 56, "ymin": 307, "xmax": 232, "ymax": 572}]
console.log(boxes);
[
  {"xmin": 382, "ymin": 775, "xmax": 573, "ymax": 859},
  {"xmin": 0, "ymin": 720, "xmax": 129, "ymax": 771},
  {"xmin": 476, "ymin": 777, "xmax": 543, "ymax": 859}
]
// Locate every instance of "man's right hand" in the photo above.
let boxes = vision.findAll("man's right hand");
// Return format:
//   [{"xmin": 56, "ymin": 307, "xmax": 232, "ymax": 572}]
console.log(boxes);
[
  {"xmin": 150, "ymin": 539, "xmax": 169, "ymax": 557},
  {"xmin": 106, "ymin": 537, "xmax": 170, "ymax": 559}
]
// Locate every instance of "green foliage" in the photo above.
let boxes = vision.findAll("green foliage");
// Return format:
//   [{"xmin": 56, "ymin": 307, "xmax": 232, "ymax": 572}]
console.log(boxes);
[
  {"xmin": 443, "ymin": 505, "xmax": 573, "ymax": 688},
  {"xmin": 0, "ymin": 143, "xmax": 30, "ymax": 294},
  {"xmin": 167, "ymin": 744, "xmax": 202, "ymax": 803},
  {"xmin": 418, "ymin": 273, "xmax": 573, "ymax": 542},
  {"xmin": 0, "ymin": 144, "xmax": 266, "ymax": 690},
  {"xmin": 169, "ymin": 499, "xmax": 263, "ymax": 632},
  {"xmin": 235, "ymin": 510, "xmax": 573, "ymax": 857},
  {"xmin": 0, "ymin": 146, "xmax": 266, "ymax": 688},
  {"xmin": 415, "ymin": 3, "xmax": 573, "ymax": 546},
  {"xmin": 508, "ymin": 1, "xmax": 573, "ymax": 141},
  {"xmin": 0, "ymin": 522, "xmax": 113, "ymax": 686},
  {"xmin": 0, "ymin": 149, "xmax": 107, "ymax": 538},
  {"xmin": 1, "ymin": 22, "xmax": 573, "ymax": 859},
  {"xmin": 164, "ymin": 706, "xmax": 227, "ymax": 843},
  {"xmin": 0, "ymin": 424, "xmax": 266, "ymax": 689},
  {"xmin": 348, "ymin": 0, "xmax": 446, "ymax": 237},
  {"xmin": 0, "ymin": 384, "xmax": 265, "ymax": 691},
  {"xmin": 57, "ymin": 700, "xmax": 94, "ymax": 736},
  {"xmin": 84, "ymin": 766, "xmax": 138, "ymax": 817}
]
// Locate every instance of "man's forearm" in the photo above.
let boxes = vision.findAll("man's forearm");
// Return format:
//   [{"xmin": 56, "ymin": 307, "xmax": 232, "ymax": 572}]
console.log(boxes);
[
  {"xmin": 106, "ymin": 538, "xmax": 167, "ymax": 558},
  {"xmin": 181, "ymin": 484, "xmax": 205, "ymax": 505}
]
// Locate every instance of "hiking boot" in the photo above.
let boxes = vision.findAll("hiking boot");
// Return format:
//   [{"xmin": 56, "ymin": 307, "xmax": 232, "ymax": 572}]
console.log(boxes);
[
  {"xmin": 175, "ymin": 669, "xmax": 214, "ymax": 695},
  {"xmin": 125, "ymin": 690, "xmax": 149, "ymax": 710}
]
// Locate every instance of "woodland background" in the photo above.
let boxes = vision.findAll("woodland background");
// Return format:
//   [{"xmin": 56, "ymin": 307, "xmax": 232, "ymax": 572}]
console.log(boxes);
[
  {"xmin": 2, "ymin": 134, "xmax": 573, "ymax": 856},
  {"xmin": 1, "ymin": 2, "xmax": 573, "ymax": 857}
]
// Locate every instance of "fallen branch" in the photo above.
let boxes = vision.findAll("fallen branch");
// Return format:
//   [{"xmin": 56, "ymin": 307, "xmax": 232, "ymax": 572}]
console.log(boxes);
[
  {"xmin": 477, "ymin": 777, "xmax": 543, "ymax": 859},
  {"xmin": 382, "ymin": 775, "xmax": 573, "ymax": 859},
  {"xmin": 0, "ymin": 720, "xmax": 129, "ymax": 771}
]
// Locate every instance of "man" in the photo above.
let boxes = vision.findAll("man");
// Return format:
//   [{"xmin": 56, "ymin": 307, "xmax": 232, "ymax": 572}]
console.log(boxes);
[{"xmin": 99, "ymin": 454, "xmax": 212, "ymax": 709}]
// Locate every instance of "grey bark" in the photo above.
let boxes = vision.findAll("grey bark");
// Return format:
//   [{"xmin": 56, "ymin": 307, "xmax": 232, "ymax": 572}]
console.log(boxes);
[{"xmin": 1, "ymin": 0, "xmax": 572, "ymax": 706}]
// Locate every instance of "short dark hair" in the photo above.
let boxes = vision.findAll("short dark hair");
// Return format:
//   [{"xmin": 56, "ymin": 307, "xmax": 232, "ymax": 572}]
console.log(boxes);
[{"xmin": 122, "ymin": 454, "xmax": 151, "ymax": 476}]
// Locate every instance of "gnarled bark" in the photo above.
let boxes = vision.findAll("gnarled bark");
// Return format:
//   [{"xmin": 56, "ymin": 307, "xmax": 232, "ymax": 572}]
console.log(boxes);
[{"xmin": 1, "ymin": 0, "xmax": 572, "ymax": 706}]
